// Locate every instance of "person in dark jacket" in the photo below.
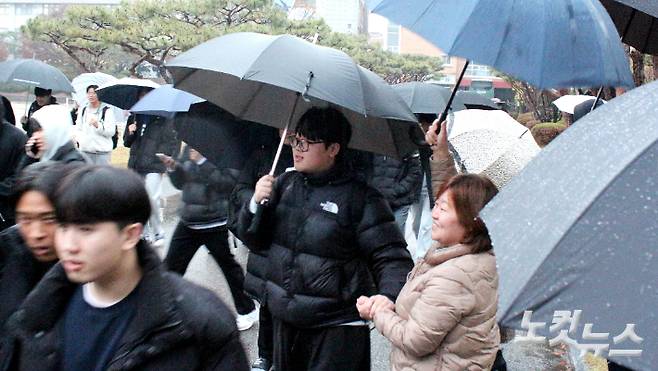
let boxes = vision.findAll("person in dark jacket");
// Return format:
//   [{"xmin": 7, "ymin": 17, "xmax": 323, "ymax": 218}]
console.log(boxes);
[
  {"xmin": 0, "ymin": 104, "xmax": 27, "ymax": 231},
  {"xmin": 123, "ymin": 108, "xmax": 179, "ymax": 246},
  {"xmin": 409, "ymin": 113, "xmax": 438, "ymax": 261},
  {"xmin": 3, "ymin": 166, "xmax": 249, "ymax": 371},
  {"xmin": 160, "ymin": 146, "xmax": 257, "ymax": 331},
  {"xmin": 229, "ymin": 136, "xmax": 293, "ymax": 371},
  {"xmin": 20, "ymin": 105, "xmax": 88, "ymax": 169},
  {"xmin": 19, "ymin": 87, "xmax": 57, "ymax": 132},
  {"xmin": 1, "ymin": 95, "xmax": 15, "ymax": 126},
  {"xmin": 369, "ymin": 152, "xmax": 422, "ymax": 237},
  {"xmin": 0, "ymin": 162, "xmax": 79, "ymax": 342},
  {"xmin": 231, "ymin": 107, "xmax": 413, "ymax": 371}
]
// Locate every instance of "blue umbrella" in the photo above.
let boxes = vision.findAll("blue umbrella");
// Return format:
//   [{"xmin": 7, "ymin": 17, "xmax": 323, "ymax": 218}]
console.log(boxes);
[
  {"xmin": 371, "ymin": 0, "xmax": 634, "ymax": 122},
  {"xmin": 130, "ymin": 84, "xmax": 205, "ymax": 118},
  {"xmin": 371, "ymin": 0, "xmax": 633, "ymax": 89}
]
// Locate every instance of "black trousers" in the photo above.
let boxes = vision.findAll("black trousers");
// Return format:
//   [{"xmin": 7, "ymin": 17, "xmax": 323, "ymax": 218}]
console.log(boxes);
[
  {"xmin": 164, "ymin": 223, "xmax": 255, "ymax": 314},
  {"xmin": 272, "ymin": 319, "xmax": 370, "ymax": 371},
  {"xmin": 257, "ymin": 303, "xmax": 274, "ymax": 361}
]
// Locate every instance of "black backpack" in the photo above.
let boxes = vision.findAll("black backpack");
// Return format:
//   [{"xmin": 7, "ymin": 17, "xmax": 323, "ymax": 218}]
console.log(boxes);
[{"xmin": 81, "ymin": 106, "xmax": 119, "ymax": 149}]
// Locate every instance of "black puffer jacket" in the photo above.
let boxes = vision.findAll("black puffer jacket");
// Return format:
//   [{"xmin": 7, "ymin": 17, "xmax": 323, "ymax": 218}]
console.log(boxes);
[
  {"xmin": 2, "ymin": 242, "xmax": 249, "ymax": 371},
  {"xmin": 0, "ymin": 122, "xmax": 26, "ymax": 229},
  {"xmin": 228, "ymin": 145, "xmax": 293, "ymax": 300},
  {"xmin": 0, "ymin": 227, "xmax": 55, "ymax": 340},
  {"xmin": 19, "ymin": 141, "xmax": 88, "ymax": 170},
  {"xmin": 232, "ymin": 161, "xmax": 413, "ymax": 328},
  {"xmin": 369, "ymin": 153, "xmax": 422, "ymax": 210},
  {"xmin": 169, "ymin": 157, "xmax": 240, "ymax": 227},
  {"xmin": 124, "ymin": 115, "xmax": 179, "ymax": 175}
]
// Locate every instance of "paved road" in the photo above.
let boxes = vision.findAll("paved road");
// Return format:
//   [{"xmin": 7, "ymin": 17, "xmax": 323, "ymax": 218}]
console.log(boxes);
[{"xmin": 157, "ymin": 180, "xmax": 574, "ymax": 371}]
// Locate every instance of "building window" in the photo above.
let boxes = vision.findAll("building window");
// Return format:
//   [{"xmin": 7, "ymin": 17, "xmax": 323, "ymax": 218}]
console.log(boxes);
[
  {"xmin": 15, "ymin": 4, "xmax": 41, "ymax": 16},
  {"xmin": 0, "ymin": 4, "xmax": 11, "ymax": 15},
  {"xmin": 443, "ymin": 55, "xmax": 452, "ymax": 65},
  {"xmin": 43, "ymin": 4, "xmax": 61, "ymax": 15},
  {"xmin": 386, "ymin": 22, "xmax": 400, "ymax": 53},
  {"xmin": 465, "ymin": 63, "xmax": 492, "ymax": 77}
]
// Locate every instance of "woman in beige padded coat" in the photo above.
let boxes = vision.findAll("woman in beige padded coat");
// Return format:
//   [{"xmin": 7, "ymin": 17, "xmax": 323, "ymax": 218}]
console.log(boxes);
[{"xmin": 357, "ymin": 120, "xmax": 501, "ymax": 371}]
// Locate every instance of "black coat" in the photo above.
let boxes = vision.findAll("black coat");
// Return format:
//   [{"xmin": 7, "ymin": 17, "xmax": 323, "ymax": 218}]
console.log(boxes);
[
  {"xmin": 369, "ymin": 153, "xmax": 423, "ymax": 210},
  {"xmin": 23, "ymin": 98, "xmax": 57, "ymax": 132},
  {"xmin": 0, "ymin": 227, "xmax": 55, "ymax": 340},
  {"xmin": 3, "ymin": 242, "xmax": 249, "ymax": 371},
  {"xmin": 169, "ymin": 158, "xmax": 239, "ymax": 227},
  {"xmin": 228, "ymin": 145, "xmax": 293, "ymax": 300},
  {"xmin": 18, "ymin": 141, "xmax": 88, "ymax": 170},
  {"xmin": 232, "ymin": 161, "xmax": 413, "ymax": 328},
  {"xmin": 0, "ymin": 123, "xmax": 26, "ymax": 228},
  {"xmin": 123, "ymin": 115, "xmax": 179, "ymax": 175}
]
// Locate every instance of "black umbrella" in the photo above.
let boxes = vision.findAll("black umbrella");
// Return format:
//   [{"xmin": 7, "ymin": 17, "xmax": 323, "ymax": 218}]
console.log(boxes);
[
  {"xmin": 600, "ymin": 0, "xmax": 658, "ymax": 55},
  {"xmin": 481, "ymin": 79, "xmax": 658, "ymax": 370},
  {"xmin": 392, "ymin": 82, "xmax": 466, "ymax": 114},
  {"xmin": 174, "ymin": 102, "xmax": 277, "ymax": 170},
  {"xmin": 456, "ymin": 91, "xmax": 499, "ymax": 110}
]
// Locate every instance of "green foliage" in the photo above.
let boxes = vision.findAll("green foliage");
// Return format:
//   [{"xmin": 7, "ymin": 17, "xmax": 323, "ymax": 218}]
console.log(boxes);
[{"xmin": 23, "ymin": 0, "xmax": 442, "ymax": 83}]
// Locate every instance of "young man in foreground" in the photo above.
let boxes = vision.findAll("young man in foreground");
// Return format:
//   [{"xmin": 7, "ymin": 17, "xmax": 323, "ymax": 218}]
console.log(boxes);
[{"xmin": 5, "ymin": 166, "xmax": 249, "ymax": 371}]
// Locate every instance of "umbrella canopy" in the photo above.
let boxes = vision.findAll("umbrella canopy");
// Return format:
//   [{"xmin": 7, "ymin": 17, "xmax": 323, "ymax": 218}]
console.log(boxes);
[
  {"xmin": 71, "ymin": 72, "xmax": 117, "ymax": 106},
  {"xmin": 600, "ymin": 0, "xmax": 658, "ymax": 55},
  {"xmin": 371, "ymin": 0, "xmax": 634, "ymax": 89},
  {"xmin": 573, "ymin": 97, "xmax": 605, "ymax": 122},
  {"xmin": 96, "ymin": 78, "xmax": 160, "ymax": 110},
  {"xmin": 392, "ymin": 82, "xmax": 466, "ymax": 114},
  {"xmin": 447, "ymin": 109, "xmax": 540, "ymax": 188},
  {"xmin": 174, "ymin": 102, "xmax": 274, "ymax": 170},
  {"xmin": 0, "ymin": 59, "xmax": 73, "ymax": 93},
  {"xmin": 552, "ymin": 94, "xmax": 605, "ymax": 114},
  {"xmin": 456, "ymin": 91, "xmax": 499, "ymax": 110},
  {"xmin": 130, "ymin": 84, "xmax": 205, "ymax": 118},
  {"xmin": 481, "ymin": 80, "xmax": 658, "ymax": 370},
  {"xmin": 166, "ymin": 32, "xmax": 422, "ymax": 160}
]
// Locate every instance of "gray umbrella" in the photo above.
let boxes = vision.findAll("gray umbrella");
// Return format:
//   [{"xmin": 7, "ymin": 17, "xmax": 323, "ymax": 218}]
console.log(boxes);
[
  {"xmin": 166, "ymin": 32, "xmax": 421, "ymax": 161},
  {"xmin": 0, "ymin": 58, "xmax": 73, "ymax": 93},
  {"xmin": 392, "ymin": 82, "xmax": 466, "ymax": 114},
  {"xmin": 481, "ymin": 80, "xmax": 658, "ymax": 370}
]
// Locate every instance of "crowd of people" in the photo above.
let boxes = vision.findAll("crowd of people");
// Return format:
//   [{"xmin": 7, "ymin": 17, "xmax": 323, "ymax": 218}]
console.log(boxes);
[{"xmin": 1, "ymin": 86, "xmax": 513, "ymax": 371}]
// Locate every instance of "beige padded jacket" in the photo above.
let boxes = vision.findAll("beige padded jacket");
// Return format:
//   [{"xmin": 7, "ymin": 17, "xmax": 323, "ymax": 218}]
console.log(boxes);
[{"xmin": 373, "ymin": 244, "xmax": 500, "ymax": 370}]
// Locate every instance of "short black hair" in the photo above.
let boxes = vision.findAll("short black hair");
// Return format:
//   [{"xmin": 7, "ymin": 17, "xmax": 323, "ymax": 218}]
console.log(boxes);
[
  {"xmin": 86, "ymin": 84, "xmax": 99, "ymax": 93},
  {"xmin": 55, "ymin": 166, "xmax": 151, "ymax": 227},
  {"xmin": 295, "ymin": 107, "xmax": 352, "ymax": 152},
  {"xmin": 416, "ymin": 113, "xmax": 438, "ymax": 124},
  {"xmin": 34, "ymin": 87, "xmax": 52, "ymax": 97},
  {"xmin": 11, "ymin": 161, "xmax": 82, "ymax": 208}
]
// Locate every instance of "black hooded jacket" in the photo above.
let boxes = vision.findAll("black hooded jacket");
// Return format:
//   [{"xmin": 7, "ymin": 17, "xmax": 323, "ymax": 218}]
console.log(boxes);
[{"xmin": 231, "ymin": 160, "xmax": 413, "ymax": 328}]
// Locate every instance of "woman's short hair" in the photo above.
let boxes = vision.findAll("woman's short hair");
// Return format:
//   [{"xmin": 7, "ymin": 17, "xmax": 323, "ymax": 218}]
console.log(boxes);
[
  {"xmin": 437, "ymin": 174, "xmax": 499, "ymax": 253},
  {"xmin": 55, "ymin": 166, "xmax": 151, "ymax": 228}
]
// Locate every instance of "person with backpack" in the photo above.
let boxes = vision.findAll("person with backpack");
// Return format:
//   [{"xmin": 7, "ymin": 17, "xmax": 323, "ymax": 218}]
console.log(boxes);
[{"xmin": 75, "ymin": 85, "xmax": 117, "ymax": 165}]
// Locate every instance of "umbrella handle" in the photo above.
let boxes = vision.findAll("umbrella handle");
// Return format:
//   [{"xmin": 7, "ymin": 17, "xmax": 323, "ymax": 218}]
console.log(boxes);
[
  {"xmin": 260, "ymin": 93, "xmax": 301, "ymax": 206},
  {"xmin": 438, "ymin": 60, "xmax": 470, "ymax": 132}
]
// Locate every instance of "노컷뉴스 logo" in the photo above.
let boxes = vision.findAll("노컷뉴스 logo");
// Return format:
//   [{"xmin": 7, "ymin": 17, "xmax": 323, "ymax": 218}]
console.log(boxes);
[{"xmin": 517, "ymin": 310, "xmax": 643, "ymax": 358}]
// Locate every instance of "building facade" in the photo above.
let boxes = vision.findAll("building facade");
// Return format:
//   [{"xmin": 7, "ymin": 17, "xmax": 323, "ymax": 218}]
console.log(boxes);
[
  {"xmin": 0, "ymin": 0, "xmax": 121, "ymax": 32},
  {"xmin": 289, "ymin": 0, "xmax": 368, "ymax": 35},
  {"xmin": 368, "ymin": 13, "xmax": 512, "ymax": 102}
]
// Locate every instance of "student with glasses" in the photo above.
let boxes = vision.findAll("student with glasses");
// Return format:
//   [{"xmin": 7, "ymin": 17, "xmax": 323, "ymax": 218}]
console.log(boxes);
[{"xmin": 230, "ymin": 107, "xmax": 413, "ymax": 371}]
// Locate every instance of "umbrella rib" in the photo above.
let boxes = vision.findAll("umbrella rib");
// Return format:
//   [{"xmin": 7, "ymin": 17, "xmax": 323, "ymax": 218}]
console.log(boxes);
[
  {"xmin": 502, "ymin": 140, "xmax": 657, "ymax": 322},
  {"xmin": 237, "ymin": 83, "xmax": 265, "ymax": 119}
]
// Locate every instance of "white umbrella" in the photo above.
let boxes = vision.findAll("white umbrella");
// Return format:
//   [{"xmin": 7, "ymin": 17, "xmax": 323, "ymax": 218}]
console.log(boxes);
[
  {"xmin": 71, "ymin": 72, "xmax": 117, "ymax": 106},
  {"xmin": 552, "ymin": 95, "xmax": 605, "ymax": 114},
  {"xmin": 447, "ymin": 109, "xmax": 541, "ymax": 188},
  {"xmin": 95, "ymin": 78, "xmax": 161, "ymax": 109}
]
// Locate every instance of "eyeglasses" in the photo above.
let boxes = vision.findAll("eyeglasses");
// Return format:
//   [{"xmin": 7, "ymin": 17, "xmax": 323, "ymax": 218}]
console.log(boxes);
[{"xmin": 288, "ymin": 136, "xmax": 324, "ymax": 152}]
